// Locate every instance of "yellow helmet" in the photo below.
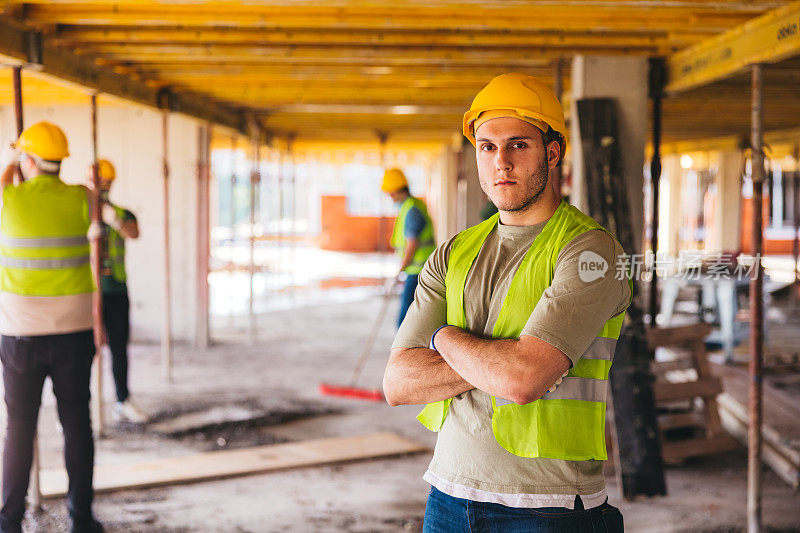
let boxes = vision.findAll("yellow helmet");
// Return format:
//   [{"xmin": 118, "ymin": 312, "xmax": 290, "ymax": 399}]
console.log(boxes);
[
  {"xmin": 463, "ymin": 73, "xmax": 567, "ymax": 160},
  {"xmin": 381, "ymin": 168, "xmax": 408, "ymax": 193},
  {"xmin": 14, "ymin": 121, "xmax": 70, "ymax": 161},
  {"xmin": 96, "ymin": 159, "xmax": 116, "ymax": 181}
]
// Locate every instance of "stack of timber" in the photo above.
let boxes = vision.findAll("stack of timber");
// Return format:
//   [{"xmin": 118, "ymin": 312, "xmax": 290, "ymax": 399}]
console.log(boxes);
[
  {"xmin": 647, "ymin": 323, "xmax": 739, "ymax": 463},
  {"xmin": 713, "ymin": 362, "xmax": 800, "ymax": 489}
]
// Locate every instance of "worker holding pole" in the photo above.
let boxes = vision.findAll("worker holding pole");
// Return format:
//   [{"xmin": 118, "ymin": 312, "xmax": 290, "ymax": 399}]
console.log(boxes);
[
  {"xmin": 380, "ymin": 168, "xmax": 435, "ymax": 327},
  {"xmin": 85, "ymin": 159, "xmax": 149, "ymax": 424},
  {"xmin": 384, "ymin": 74, "xmax": 631, "ymax": 531},
  {"xmin": 0, "ymin": 123, "xmax": 102, "ymax": 532}
]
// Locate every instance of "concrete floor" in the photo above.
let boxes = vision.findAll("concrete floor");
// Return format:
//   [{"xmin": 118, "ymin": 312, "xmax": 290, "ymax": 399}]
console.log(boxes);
[{"xmin": 5, "ymin": 293, "xmax": 800, "ymax": 532}]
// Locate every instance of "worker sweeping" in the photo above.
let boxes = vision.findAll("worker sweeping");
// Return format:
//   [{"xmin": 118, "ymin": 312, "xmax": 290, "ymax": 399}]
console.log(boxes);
[
  {"xmin": 380, "ymin": 168, "xmax": 435, "ymax": 327},
  {"xmin": 383, "ymin": 74, "xmax": 631, "ymax": 532},
  {"xmin": 0, "ymin": 123, "xmax": 103, "ymax": 532},
  {"xmin": 85, "ymin": 159, "xmax": 148, "ymax": 425}
]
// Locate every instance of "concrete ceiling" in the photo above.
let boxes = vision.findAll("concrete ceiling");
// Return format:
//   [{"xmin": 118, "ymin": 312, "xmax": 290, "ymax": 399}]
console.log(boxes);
[{"xmin": 0, "ymin": 1, "xmax": 798, "ymax": 146}]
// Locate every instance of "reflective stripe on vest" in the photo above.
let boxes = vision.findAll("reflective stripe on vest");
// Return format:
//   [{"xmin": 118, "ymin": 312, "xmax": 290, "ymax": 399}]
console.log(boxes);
[
  {"xmin": 416, "ymin": 201, "xmax": 630, "ymax": 461},
  {"xmin": 0, "ymin": 255, "xmax": 90, "ymax": 269},
  {"xmin": 0, "ymin": 175, "xmax": 94, "ymax": 297},
  {"xmin": 390, "ymin": 196, "xmax": 435, "ymax": 275}
]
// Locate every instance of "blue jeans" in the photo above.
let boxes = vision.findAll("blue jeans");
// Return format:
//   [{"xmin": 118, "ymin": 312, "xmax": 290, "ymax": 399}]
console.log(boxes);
[
  {"xmin": 397, "ymin": 274, "xmax": 419, "ymax": 328},
  {"xmin": 423, "ymin": 487, "xmax": 624, "ymax": 533}
]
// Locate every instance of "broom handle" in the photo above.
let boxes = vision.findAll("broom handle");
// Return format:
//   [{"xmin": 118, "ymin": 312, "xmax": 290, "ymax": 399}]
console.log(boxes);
[{"xmin": 349, "ymin": 292, "xmax": 393, "ymax": 386}]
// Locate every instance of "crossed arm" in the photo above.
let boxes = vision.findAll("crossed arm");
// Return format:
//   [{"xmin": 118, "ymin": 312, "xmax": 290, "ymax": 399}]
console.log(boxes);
[{"xmin": 383, "ymin": 327, "xmax": 571, "ymax": 407}]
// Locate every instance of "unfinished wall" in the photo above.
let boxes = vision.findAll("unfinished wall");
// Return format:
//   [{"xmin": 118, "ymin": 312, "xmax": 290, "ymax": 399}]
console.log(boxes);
[{"xmin": 0, "ymin": 103, "xmax": 201, "ymax": 343}]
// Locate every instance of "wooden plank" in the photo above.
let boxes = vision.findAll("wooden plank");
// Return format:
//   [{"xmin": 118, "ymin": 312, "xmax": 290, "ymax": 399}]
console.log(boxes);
[
  {"xmin": 666, "ymin": 2, "xmax": 800, "ymax": 93},
  {"xmin": 38, "ymin": 432, "xmax": 428, "ymax": 499},
  {"xmin": 646, "ymin": 323, "xmax": 711, "ymax": 348},
  {"xmin": 718, "ymin": 396, "xmax": 800, "ymax": 489},
  {"xmin": 717, "ymin": 392, "xmax": 800, "ymax": 465},
  {"xmin": 654, "ymin": 377, "xmax": 723, "ymax": 402},
  {"xmin": 662, "ymin": 434, "xmax": 739, "ymax": 463}
]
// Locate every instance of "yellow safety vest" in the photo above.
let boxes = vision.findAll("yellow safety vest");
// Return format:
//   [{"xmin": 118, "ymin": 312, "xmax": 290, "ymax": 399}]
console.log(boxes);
[
  {"xmin": 105, "ymin": 205, "xmax": 128, "ymax": 284},
  {"xmin": 417, "ymin": 201, "xmax": 628, "ymax": 461},
  {"xmin": 0, "ymin": 175, "xmax": 94, "ymax": 297},
  {"xmin": 390, "ymin": 196, "xmax": 435, "ymax": 275}
]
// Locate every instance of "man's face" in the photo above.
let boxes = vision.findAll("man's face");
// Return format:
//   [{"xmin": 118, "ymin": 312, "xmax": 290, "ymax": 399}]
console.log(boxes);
[
  {"xmin": 474, "ymin": 117, "xmax": 559, "ymax": 213},
  {"xmin": 388, "ymin": 190, "xmax": 405, "ymax": 203}
]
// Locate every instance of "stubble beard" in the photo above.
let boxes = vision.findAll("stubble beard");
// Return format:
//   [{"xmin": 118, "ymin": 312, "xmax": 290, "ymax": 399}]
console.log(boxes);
[{"xmin": 484, "ymin": 158, "xmax": 550, "ymax": 213}]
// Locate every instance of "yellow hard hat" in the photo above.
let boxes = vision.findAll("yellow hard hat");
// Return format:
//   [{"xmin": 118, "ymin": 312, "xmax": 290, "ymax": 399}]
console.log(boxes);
[
  {"xmin": 463, "ymin": 73, "xmax": 567, "ymax": 160},
  {"xmin": 96, "ymin": 159, "xmax": 116, "ymax": 181},
  {"xmin": 14, "ymin": 121, "xmax": 70, "ymax": 161},
  {"xmin": 381, "ymin": 168, "xmax": 408, "ymax": 193}
]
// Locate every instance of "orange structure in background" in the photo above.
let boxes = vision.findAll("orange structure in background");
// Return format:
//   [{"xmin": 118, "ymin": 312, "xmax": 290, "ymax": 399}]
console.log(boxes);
[
  {"xmin": 740, "ymin": 197, "xmax": 797, "ymax": 255},
  {"xmin": 319, "ymin": 196, "xmax": 394, "ymax": 252}
]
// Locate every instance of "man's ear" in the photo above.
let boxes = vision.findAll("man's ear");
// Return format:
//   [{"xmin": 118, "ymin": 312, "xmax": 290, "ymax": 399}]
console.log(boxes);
[{"xmin": 547, "ymin": 141, "xmax": 561, "ymax": 168}]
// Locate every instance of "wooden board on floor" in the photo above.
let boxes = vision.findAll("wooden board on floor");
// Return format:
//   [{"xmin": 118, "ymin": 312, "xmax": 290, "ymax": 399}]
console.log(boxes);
[{"xmin": 39, "ymin": 432, "xmax": 428, "ymax": 499}]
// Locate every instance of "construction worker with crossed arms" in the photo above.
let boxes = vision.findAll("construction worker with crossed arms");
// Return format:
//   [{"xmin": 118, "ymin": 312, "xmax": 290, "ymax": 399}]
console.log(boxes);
[
  {"xmin": 85, "ymin": 159, "xmax": 148, "ymax": 425},
  {"xmin": 0, "ymin": 123, "xmax": 103, "ymax": 532},
  {"xmin": 384, "ymin": 74, "xmax": 631, "ymax": 532},
  {"xmin": 380, "ymin": 168, "xmax": 436, "ymax": 327}
]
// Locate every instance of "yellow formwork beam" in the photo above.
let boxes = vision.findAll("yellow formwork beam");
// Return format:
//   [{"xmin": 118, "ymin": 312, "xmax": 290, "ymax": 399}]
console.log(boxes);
[
  {"xmin": 75, "ymin": 43, "xmax": 648, "ymax": 63},
  {"xmin": 50, "ymin": 26, "xmax": 694, "ymax": 52},
  {"xmin": 666, "ymin": 1, "xmax": 800, "ymax": 93},
  {"xmin": 14, "ymin": 4, "xmax": 758, "ymax": 33}
]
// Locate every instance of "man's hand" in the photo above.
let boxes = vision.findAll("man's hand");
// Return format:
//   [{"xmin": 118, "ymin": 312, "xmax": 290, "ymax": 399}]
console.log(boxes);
[
  {"xmin": 87, "ymin": 221, "xmax": 104, "ymax": 241},
  {"xmin": 0, "ymin": 144, "xmax": 19, "ymax": 170},
  {"xmin": 101, "ymin": 204, "xmax": 123, "ymax": 230}
]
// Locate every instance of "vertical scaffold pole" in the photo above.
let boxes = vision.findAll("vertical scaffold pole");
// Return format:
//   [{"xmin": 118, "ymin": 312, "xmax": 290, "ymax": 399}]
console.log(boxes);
[
  {"xmin": 648, "ymin": 58, "xmax": 666, "ymax": 326},
  {"xmin": 792, "ymin": 143, "xmax": 799, "ymax": 314},
  {"xmin": 89, "ymin": 94, "xmax": 105, "ymax": 440},
  {"xmin": 249, "ymin": 124, "xmax": 261, "ymax": 341},
  {"xmin": 747, "ymin": 63, "xmax": 765, "ymax": 533},
  {"xmin": 161, "ymin": 106, "xmax": 173, "ymax": 382},
  {"xmin": 196, "ymin": 123, "xmax": 211, "ymax": 348},
  {"xmin": 14, "ymin": 66, "xmax": 41, "ymax": 512}
]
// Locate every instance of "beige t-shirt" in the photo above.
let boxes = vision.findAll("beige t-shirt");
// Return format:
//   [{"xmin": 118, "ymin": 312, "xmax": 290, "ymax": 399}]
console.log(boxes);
[{"xmin": 392, "ymin": 218, "xmax": 630, "ymax": 508}]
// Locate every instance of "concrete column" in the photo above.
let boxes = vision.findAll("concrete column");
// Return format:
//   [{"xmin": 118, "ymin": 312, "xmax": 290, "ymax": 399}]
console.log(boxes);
[
  {"xmin": 571, "ymin": 55, "xmax": 648, "ymax": 255},
  {"xmin": 712, "ymin": 150, "xmax": 743, "ymax": 253},
  {"xmin": 662, "ymin": 153, "xmax": 683, "ymax": 256}
]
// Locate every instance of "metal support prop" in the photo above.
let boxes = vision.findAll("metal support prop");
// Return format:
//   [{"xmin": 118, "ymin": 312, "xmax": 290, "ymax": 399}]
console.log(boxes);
[
  {"xmin": 287, "ymin": 134, "xmax": 296, "ymax": 296},
  {"xmin": 12, "ymin": 67, "xmax": 23, "ymax": 185},
  {"xmin": 195, "ymin": 123, "xmax": 211, "ymax": 348},
  {"xmin": 14, "ymin": 66, "xmax": 42, "ymax": 512},
  {"xmin": 793, "ymin": 143, "xmax": 799, "ymax": 314},
  {"xmin": 161, "ymin": 109, "xmax": 173, "ymax": 382},
  {"xmin": 648, "ymin": 58, "xmax": 666, "ymax": 326},
  {"xmin": 551, "ymin": 59, "xmax": 563, "ymax": 197},
  {"xmin": 248, "ymin": 129, "xmax": 260, "ymax": 341},
  {"xmin": 377, "ymin": 130, "xmax": 389, "ymax": 253},
  {"xmin": 747, "ymin": 63, "xmax": 765, "ymax": 533},
  {"xmin": 90, "ymin": 94, "xmax": 105, "ymax": 438}
]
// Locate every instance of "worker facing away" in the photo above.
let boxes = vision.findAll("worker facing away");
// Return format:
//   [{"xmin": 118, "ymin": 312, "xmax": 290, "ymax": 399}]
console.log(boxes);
[
  {"xmin": 380, "ymin": 168, "xmax": 435, "ymax": 327},
  {"xmin": 85, "ymin": 160, "xmax": 148, "ymax": 425},
  {"xmin": 383, "ymin": 73, "xmax": 631, "ymax": 532},
  {"xmin": 0, "ymin": 122, "xmax": 103, "ymax": 533}
]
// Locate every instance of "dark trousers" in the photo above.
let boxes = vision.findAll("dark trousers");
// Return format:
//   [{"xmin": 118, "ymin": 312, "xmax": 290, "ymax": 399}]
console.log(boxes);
[
  {"xmin": 398, "ymin": 274, "xmax": 419, "ymax": 328},
  {"xmin": 102, "ymin": 292, "xmax": 130, "ymax": 403},
  {"xmin": 0, "ymin": 331, "xmax": 96, "ymax": 532}
]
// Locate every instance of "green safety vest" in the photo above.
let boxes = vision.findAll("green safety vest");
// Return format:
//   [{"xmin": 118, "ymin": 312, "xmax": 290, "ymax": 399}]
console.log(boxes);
[
  {"xmin": 105, "ymin": 205, "xmax": 128, "ymax": 284},
  {"xmin": 417, "ymin": 201, "xmax": 629, "ymax": 461},
  {"xmin": 390, "ymin": 196, "xmax": 435, "ymax": 275},
  {"xmin": 0, "ymin": 175, "xmax": 94, "ymax": 297}
]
